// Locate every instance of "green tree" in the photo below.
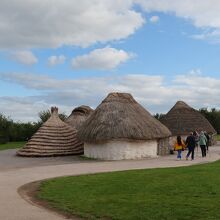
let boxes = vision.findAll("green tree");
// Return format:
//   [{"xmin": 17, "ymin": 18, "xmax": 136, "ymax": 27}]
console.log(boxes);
[
  {"xmin": 0, "ymin": 114, "xmax": 12, "ymax": 143},
  {"xmin": 8, "ymin": 122, "xmax": 39, "ymax": 141},
  {"xmin": 154, "ymin": 113, "xmax": 165, "ymax": 120},
  {"xmin": 199, "ymin": 108, "xmax": 220, "ymax": 134}
]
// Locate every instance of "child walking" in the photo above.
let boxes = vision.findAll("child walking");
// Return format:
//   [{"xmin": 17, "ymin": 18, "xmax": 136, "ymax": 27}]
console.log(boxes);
[{"xmin": 174, "ymin": 136, "xmax": 186, "ymax": 160}]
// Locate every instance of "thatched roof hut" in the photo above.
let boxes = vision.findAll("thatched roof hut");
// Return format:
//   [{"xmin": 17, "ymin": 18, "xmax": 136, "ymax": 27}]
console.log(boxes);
[
  {"xmin": 160, "ymin": 101, "xmax": 216, "ymax": 136},
  {"xmin": 17, "ymin": 107, "xmax": 83, "ymax": 157},
  {"xmin": 65, "ymin": 105, "xmax": 94, "ymax": 130},
  {"xmin": 78, "ymin": 92, "xmax": 171, "ymax": 160}
]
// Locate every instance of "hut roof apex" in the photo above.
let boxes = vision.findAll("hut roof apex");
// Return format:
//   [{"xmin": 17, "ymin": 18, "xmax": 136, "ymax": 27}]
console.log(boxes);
[
  {"xmin": 172, "ymin": 101, "xmax": 191, "ymax": 110},
  {"xmin": 71, "ymin": 105, "xmax": 93, "ymax": 115},
  {"xmin": 102, "ymin": 92, "xmax": 137, "ymax": 104},
  {"xmin": 51, "ymin": 106, "xmax": 58, "ymax": 114},
  {"xmin": 65, "ymin": 105, "xmax": 94, "ymax": 130}
]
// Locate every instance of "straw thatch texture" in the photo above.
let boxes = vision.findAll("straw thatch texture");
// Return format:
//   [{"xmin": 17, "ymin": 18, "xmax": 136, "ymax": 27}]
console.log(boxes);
[
  {"xmin": 65, "ymin": 105, "xmax": 94, "ymax": 130},
  {"xmin": 160, "ymin": 101, "xmax": 216, "ymax": 136},
  {"xmin": 17, "ymin": 107, "xmax": 83, "ymax": 157},
  {"xmin": 78, "ymin": 92, "xmax": 171, "ymax": 142}
]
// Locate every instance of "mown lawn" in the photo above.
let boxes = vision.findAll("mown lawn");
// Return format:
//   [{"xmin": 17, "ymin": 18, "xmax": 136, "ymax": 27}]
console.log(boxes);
[
  {"xmin": 38, "ymin": 161, "xmax": 220, "ymax": 220},
  {"xmin": 217, "ymin": 134, "xmax": 220, "ymax": 141},
  {"xmin": 0, "ymin": 141, "xmax": 26, "ymax": 151}
]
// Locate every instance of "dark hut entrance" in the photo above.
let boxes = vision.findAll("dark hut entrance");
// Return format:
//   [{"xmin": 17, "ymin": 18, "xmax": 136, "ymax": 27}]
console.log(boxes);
[{"xmin": 157, "ymin": 138, "xmax": 170, "ymax": 156}]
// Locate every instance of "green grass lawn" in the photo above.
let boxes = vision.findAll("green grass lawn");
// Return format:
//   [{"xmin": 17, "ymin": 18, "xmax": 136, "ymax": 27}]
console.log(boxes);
[
  {"xmin": 0, "ymin": 141, "xmax": 26, "ymax": 151},
  {"xmin": 38, "ymin": 161, "xmax": 220, "ymax": 220},
  {"xmin": 217, "ymin": 134, "xmax": 220, "ymax": 141}
]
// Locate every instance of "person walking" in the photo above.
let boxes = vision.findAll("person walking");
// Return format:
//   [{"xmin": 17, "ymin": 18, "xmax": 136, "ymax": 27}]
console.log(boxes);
[
  {"xmin": 185, "ymin": 132, "xmax": 196, "ymax": 160},
  {"xmin": 193, "ymin": 131, "xmax": 199, "ymax": 154},
  {"xmin": 199, "ymin": 131, "xmax": 207, "ymax": 157},
  {"xmin": 174, "ymin": 136, "xmax": 186, "ymax": 160},
  {"xmin": 204, "ymin": 131, "xmax": 210, "ymax": 152}
]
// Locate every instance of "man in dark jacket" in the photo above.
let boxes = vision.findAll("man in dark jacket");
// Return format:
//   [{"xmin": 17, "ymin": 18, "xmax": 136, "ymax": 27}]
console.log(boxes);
[{"xmin": 185, "ymin": 132, "xmax": 196, "ymax": 160}]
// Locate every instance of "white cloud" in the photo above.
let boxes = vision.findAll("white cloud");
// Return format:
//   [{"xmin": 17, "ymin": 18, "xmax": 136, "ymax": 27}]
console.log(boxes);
[
  {"xmin": 150, "ymin": 15, "xmax": 159, "ymax": 23},
  {"xmin": 3, "ymin": 1, "xmax": 220, "ymax": 48},
  {"xmin": 1, "ymin": 71, "xmax": 220, "ymax": 121},
  {"xmin": 0, "ymin": 97, "xmax": 50, "ymax": 122},
  {"xmin": 0, "ymin": 97, "xmax": 73, "ymax": 122},
  {"xmin": 136, "ymin": 0, "xmax": 220, "ymax": 28},
  {"xmin": 136, "ymin": 0, "xmax": 220, "ymax": 42},
  {"xmin": 71, "ymin": 47, "xmax": 134, "ymax": 70},
  {"xmin": 0, "ymin": 0, "xmax": 144, "ymax": 49},
  {"xmin": 10, "ymin": 50, "xmax": 38, "ymax": 65},
  {"xmin": 192, "ymin": 30, "xmax": 220, "ymax": 44},
  {"xmin": 48, "ymin": 55, "xmax": 66, "ymax": 66}
]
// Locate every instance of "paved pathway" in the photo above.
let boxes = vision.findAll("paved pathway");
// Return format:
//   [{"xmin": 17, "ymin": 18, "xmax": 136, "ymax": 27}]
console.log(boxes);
[
  {"xmin": 0, "ymin": 146, "xmax": 220, "ymax": 220},
  {"xmin": 0, "ymin": 149, "xmax": 99, "ymax": 171}
]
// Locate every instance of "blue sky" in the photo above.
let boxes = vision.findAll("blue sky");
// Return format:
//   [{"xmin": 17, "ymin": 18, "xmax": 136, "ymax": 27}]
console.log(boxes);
[{"xmin": 1, "ymin": 0, "xmax": 220, "ymax": 121}]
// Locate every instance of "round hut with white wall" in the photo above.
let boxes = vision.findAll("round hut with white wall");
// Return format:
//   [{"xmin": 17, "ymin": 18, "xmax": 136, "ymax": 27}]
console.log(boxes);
[
  {"xmin": 78, "ymin": 92, "xmax": 171, "ymax": 160},
  {"xmin": 65, "ymin": 105, "xmax": 94, "ymax": 130},
  {"xmin": 160, "ymin": 101, "xmax": 217, "ymax": 146},
  {"xmin": 17, "ymin": 107, "xmax": 83, "ymax": 157}
]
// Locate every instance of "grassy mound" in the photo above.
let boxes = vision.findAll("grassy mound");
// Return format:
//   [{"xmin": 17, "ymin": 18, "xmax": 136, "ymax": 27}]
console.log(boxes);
[{"xmin": 38, "ymin": 161, "xmax": 220, "ymax": 220}]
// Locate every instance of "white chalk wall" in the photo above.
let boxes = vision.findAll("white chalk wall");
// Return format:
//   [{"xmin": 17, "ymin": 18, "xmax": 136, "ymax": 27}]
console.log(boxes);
[{"xmin": 84, "ymin": 140, "xmax": 158, "ymax": 160}]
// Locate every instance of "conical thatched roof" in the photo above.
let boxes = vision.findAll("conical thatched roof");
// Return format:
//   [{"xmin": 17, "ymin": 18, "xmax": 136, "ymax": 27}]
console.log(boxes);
[
  {"xmin": 78, "ymin": 92, "xmax": 171, "ymax": 142},
  {"xmin": 17, "ymin": 107, "xmax": 83, "ymax": 157},
  {"xmin": 160, "ymin": 101, "xmax": 216, "ymax": 136},
  {"xmin": 65, "ymin": 105, "xmax": 94, "ymax": 130}
]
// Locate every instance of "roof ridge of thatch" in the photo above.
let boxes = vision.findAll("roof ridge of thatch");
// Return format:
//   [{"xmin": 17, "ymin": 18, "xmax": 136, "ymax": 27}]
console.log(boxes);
[
  {"xmin": 44, "ymin": 106, "xmax": 69, "ymax": 127},
  {"xmin": 171, "ymin": 100, "xmax": 191, "ymax": 111},
  {"xmin": 102, "ymin": 92, "xmax": 137, "ymax": 104},
  {"xmin": 78, "ymin": 92, "xmax": 171, "ymax": 142},
  {"xmin": 71, "ymin": 105, "xmax": 93, "ymax": 115},
  {"xmin": 65, "ymin": 105, "xmax": 94, "ymax": 130}
]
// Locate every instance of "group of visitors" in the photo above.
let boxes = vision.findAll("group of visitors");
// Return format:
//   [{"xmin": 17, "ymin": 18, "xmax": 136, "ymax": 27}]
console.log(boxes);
[{"xmin": 174, "ymin": 131, "xmax": 210, "ymax": 160}]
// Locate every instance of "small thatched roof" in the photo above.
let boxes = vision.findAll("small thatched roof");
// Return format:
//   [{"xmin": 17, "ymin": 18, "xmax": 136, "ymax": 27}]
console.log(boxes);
[
  {"xmin": 160, "ymin": 101, "xmax": 216, "ymax": 136},
  {"xmin": 17, "ymin": 107, "xmax": 83, "ymax": 157},
  {"xmin": 65, "ymin": 105, "xmax": 94, "ymax": 130},
  {"xmin": 78, "ymin": 92, "xmax": 171, "ymax": 142}
]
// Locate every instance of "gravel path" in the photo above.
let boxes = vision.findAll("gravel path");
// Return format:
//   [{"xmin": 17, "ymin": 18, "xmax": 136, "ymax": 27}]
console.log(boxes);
[{"xmin": 0, "ymin": 146, "xmax": 220, "ymax": 220}]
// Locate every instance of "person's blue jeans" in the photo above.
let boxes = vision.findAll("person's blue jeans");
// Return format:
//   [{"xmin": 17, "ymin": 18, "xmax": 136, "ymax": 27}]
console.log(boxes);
[
  {"xmin": 186, "ymin": 146, "xmax": 195, "ymax": 160},
  {"xmin": 177, "ymin": 150, "xmax": 182, "ymax": 159}
]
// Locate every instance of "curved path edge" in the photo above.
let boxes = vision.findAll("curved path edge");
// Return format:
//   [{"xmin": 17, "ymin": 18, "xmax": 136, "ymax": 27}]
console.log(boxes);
[{"xmin": 18, "ymin": 181, "xmax": 81, "ymax": 220}]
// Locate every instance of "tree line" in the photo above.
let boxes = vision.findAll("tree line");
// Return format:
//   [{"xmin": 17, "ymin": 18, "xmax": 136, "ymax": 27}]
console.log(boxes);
[
  {"xmin": 199, "ymin": 108, "xmax": 220, "ymax": 134},
  {"xmin": 0, "ymin": 110, "xmax": 67, "ymax": 144},
  {"xmin": 0, "ymin": 108, "xmax": 220, "ymax": 144}
]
